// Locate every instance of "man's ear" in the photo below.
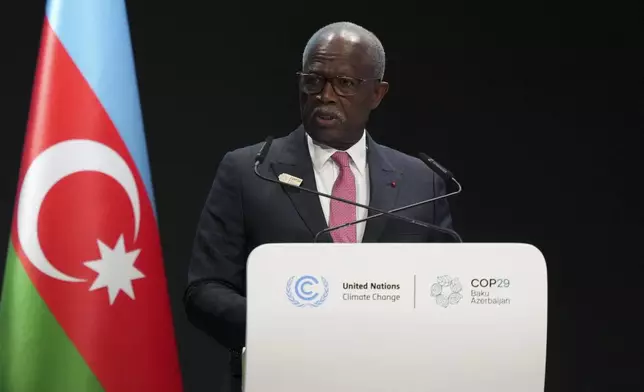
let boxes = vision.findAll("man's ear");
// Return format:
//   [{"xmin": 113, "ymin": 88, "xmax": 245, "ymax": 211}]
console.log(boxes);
[{"xmin": 370, "ymin": 81, "xmax": 389, "ymax": 109}]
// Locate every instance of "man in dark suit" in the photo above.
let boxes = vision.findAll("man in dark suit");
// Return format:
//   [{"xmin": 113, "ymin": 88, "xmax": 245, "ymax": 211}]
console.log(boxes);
[{"xmin": 184, "ymin": 21, "xmax": 455, "ymax": 391}]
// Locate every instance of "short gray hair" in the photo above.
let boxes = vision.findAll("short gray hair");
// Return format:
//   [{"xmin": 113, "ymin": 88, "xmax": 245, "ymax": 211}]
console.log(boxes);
[{"xmin": 302, "ymin": 22, "xmax": 386, "ymax": 79}]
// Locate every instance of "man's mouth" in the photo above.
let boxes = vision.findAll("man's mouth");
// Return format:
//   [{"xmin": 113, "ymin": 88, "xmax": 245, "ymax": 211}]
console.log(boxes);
[
  {"xmin": 313, "ymin": 112, "xmax": 340, "ymax": 127},
  {"xmin": 313, "ymin": 108, "xmax": 341, "ymax": 122}
]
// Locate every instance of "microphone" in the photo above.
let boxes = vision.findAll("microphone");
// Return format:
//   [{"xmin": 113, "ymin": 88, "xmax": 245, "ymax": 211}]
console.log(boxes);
[
  {"xmin": 313, "ymin": 153, "xmax": 463, "ymax": 243},
  {"xmin": 253, "ymin": 137, "xmax": 436, "ymax": 232},
  {"xmin": 418, "ymin": 152, "xmax": 453, "ymax": 180},
  {"xmin": 254, "ymin": 136, "xmax": 273, "ymax": 165}
]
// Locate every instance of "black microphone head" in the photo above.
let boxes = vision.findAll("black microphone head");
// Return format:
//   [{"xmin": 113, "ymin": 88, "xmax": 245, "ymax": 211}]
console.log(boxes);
[
  {"xmin": 418, "ymin": 152, "xmax": 454, "ymax": 181},
  {"xmin": 255, "ymin": 136, "xmax": 274, "ymax": 165}
]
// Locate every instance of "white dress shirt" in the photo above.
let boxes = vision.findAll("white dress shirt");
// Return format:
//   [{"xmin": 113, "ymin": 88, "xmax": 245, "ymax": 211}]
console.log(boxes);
[{"xmin": 306, "ymin": 131, "xmax": 370, "ymax": 242}]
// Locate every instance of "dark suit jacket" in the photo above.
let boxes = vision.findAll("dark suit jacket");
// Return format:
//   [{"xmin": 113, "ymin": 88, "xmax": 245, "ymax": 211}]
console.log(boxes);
[{"xmin": 184, "ymin": 125, "xmax": 455, "ymax": 389}]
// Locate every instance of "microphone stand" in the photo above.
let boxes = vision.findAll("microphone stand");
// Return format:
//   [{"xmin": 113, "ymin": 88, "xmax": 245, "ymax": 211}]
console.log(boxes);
[
  {"xmin": 313, "ymin": 178, "xmax": 463, "ymax": 243},
  {"xmin": 253, "ymin": 161, "xmax": 435, "ymax": 230},
  {"xmin": 252, "ymin": 136, "xmax": 462, "ymax": 244}
]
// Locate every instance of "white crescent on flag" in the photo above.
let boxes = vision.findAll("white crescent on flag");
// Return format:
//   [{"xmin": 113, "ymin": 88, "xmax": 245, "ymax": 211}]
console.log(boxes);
[{"xmin": 16, "ymin": 139, "xmax": 141, "ymax": 283}]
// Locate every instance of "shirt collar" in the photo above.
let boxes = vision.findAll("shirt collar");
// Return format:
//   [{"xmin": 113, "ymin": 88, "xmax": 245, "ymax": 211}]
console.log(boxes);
[{"xmin": 306, "ymin": 130, "xmax": 367, "ymax": 176}]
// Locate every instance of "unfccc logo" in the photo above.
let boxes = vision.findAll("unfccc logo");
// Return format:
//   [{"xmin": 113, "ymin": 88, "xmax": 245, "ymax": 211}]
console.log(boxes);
[
  {"xmin": 286, "ymin": 275, "xmax": 329, "ymax": 307},
  {"xmin": 430, "ymin": 275, "xmax": 463, "ymax": 308}
]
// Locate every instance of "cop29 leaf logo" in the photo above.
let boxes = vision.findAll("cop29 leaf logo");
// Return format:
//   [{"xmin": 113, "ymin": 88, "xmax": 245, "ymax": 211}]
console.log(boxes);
[
  {"xmin": 286, "ymin": 275, "xmax": 329, "ymax": 307},
  {"xmin": 430, "ymin": 275, "xmax": 463, "ymax": 308}
]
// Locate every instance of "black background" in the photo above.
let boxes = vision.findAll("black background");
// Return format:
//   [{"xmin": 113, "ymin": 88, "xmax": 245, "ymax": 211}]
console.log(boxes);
[{"xmin": 1, "ymin": 1, "xmax": 642, "ymax": 391}]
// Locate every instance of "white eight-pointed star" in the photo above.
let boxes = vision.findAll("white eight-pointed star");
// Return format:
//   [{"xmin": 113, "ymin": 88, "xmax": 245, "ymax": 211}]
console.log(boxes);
[{"xmin": 84, "ymin": 235, "xmax": 145, "ymax": 305}]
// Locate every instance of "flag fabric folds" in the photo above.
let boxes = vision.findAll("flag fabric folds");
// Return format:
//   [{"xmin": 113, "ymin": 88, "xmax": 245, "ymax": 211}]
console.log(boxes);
[{"xmin": 0, "ymin": 0, "xmax": 183, "ymax": 391}]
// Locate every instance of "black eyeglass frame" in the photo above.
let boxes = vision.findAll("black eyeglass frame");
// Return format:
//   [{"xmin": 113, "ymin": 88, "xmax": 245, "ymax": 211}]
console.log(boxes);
[{"xmin": 296, "ymin": 71, "xmax": 381, "ymax": 97}]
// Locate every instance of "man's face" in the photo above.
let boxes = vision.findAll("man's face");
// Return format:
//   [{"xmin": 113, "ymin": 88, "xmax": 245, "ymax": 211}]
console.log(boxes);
[{"xmin": 299, "ymin": 37, "xmax": 389, "ymax": 150}]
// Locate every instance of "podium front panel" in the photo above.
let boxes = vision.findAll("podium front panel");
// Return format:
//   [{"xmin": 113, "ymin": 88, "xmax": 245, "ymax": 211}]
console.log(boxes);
[{"xmin": 244, "ymin": 243, "xmax": 547, "ymax": 392}]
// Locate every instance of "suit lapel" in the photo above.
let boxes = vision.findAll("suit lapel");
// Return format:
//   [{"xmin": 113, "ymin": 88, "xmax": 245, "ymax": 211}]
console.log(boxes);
[
  {"xmin": 269, "ymin": 126, "xmax": 332, "ymax": 242},
  {"xmin": 362, "ymin": 137, "xmax": 402, "ymax": 243}
]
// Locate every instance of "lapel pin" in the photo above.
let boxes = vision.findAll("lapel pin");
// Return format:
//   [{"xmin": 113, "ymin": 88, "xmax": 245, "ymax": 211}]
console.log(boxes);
[
  {"xmin": 390, "ymin": 181, "xmax": 396, "ymax": 188},
  {"xmin": 278, "ymin": 173, "xmax": 303, "ymax": 187}
]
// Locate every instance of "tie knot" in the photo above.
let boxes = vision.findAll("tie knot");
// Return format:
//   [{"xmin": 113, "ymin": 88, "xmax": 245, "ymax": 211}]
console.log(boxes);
[{"xmin": 331, "ymin": 151, "xmax": 352, "ymax": 168}]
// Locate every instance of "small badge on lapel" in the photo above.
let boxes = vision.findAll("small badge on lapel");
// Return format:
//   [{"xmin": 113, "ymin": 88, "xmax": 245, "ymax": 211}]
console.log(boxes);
[{"xmin": 278, "ymin": 173, "xmax": 303, "ymax": 187}]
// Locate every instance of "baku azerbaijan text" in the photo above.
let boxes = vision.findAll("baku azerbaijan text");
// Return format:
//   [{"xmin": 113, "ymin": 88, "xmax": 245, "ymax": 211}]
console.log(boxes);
[{"xmin": 471, "ymin": 290, "xmax": 511, "ymax": 305}]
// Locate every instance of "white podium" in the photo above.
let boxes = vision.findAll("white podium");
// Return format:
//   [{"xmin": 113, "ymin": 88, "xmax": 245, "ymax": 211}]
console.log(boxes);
[{"xmin": 243, "ymin": 243, "xmax": 548, "ymax": 392}]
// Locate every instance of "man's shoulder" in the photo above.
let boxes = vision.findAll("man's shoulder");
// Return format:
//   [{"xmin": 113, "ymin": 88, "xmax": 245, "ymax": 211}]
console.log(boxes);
[
  {"xmin": 374, "ymin": 142, "xmax": 433, "ymax": 175},
  {"xmin": 222, "ymin": 132, "xmax": 291, "ymax": 164},
  {"xmin": 223, "ymin": 141, "xmax": 262, "ymax": 163}
]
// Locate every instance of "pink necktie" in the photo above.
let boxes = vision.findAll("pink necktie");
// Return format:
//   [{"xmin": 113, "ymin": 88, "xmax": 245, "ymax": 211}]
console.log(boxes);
[{"xmin": 329, "ymin": 151, "xmax": 357, "ymax": 243}]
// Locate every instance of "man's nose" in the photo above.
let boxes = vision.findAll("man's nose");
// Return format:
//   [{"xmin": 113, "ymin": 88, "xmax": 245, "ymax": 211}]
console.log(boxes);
[{"xmin": 317, "ymin": 81, "xmax": 338, "ymax": 103}]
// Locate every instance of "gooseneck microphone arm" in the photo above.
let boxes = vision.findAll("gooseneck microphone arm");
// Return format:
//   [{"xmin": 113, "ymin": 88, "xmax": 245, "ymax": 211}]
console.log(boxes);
[
  {"xmin": 253, "ymin": 136, "xmax": 463, "ymax": 243},
  {"xmin": 313, "ymin": 178, "xmax": 462, "ymax": 242},
  {"xmin": 252, "ymin": 137, "xmax": 436, "ymax": 231},
  {"xmin": 313, "ymin": 152, "xmax": 463, "ymax": 243}
]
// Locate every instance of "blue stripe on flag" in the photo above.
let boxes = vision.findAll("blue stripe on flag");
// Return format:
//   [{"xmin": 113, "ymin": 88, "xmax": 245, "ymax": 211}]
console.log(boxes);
[{"xmin": 45, "ymin": 0, "xmax": 157, "ymax": 216}]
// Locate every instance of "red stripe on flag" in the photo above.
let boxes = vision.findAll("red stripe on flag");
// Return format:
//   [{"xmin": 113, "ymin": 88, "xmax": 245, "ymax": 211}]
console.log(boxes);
[{"xmin": 11, "ymin": 18, "xmax": 183, "ymax": 391}]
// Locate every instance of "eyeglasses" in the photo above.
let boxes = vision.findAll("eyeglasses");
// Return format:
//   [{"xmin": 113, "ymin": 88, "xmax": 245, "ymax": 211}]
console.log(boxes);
[{"xmin": 296, "ymin": 72, "xmax": 380, "ymax": 97}]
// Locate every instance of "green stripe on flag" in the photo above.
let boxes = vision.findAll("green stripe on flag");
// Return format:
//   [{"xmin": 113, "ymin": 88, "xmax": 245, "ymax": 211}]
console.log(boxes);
[{"xmin": 0, "ymin": 241, "xmax": 104, "ymax": 392}]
